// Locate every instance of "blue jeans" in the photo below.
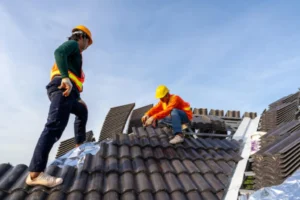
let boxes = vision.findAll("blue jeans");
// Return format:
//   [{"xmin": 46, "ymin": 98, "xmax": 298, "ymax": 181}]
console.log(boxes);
[
  {"xmin": 28, "ymin": 77, "xmax": 88, "ymax": 172},
  {"xmin": 158, "ymin": 109, "xmax": 190, "ymax": 135}
]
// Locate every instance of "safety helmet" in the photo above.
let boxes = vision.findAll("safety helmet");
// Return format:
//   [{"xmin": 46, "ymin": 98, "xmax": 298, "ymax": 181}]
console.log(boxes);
[
  {"xmin": 155, "ymin": 85, "xmax": 169, "ymax": 99},
  {"xmin": 72, "ymin": 25, "xmax": 93, "ymax": 45}
]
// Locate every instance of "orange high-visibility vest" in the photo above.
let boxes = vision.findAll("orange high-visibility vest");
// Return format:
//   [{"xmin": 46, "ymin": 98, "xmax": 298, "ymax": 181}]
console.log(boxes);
[
  {"xmin": 146, "ymin": 94, "xmax": 193, "ymax": 120},
  {"xmin": 50, "ymin": 63, "xmax": 85, "ymax": 92}
]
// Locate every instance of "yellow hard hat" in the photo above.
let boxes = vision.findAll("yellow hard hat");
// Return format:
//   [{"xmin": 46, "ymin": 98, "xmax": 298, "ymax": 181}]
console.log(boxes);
[
  {"xmin": 72, "ymin": 25, "xmax": 93, "ymax": 45},
  {"xmin": 155, "ymin": 85, "xmax": 169, "ymax": 99}
]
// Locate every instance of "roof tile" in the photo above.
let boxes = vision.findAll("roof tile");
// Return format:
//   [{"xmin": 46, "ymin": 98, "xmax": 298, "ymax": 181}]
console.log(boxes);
[
  {"xmin": 216, "ymin": 160, "xmax": 233, "ymax": 175},
  {"xmin": 129, "ymin": 134, "xmax": 139, "ymax": 146},
  {"xmin": 27, "ymin": 191, "xmax": 48, "ymax": 200},
  {"xmin": 153, "ymin": 147, "xmax": 165, "ymax": 160},
  {"xmin": 160, "ymin": 159, "xmax": 175, "ymax": 174},
  {"xmin": 164, "ymin": 147, "xmax": 179, "ymax": 160},
  {"xmin": 138, "ymin": 191, "xmax": 154, "ymax": 200},
  {"xmin": 154, "ymin": 191, "xmax": 170, "ymax": 200},
  {"xmin": 201, "ymin": 191, "xmax": 219, "ymax": 200},
  {"xmin": 171, "ymin": 159, "xmax": 188, "ymax": 174},
  {"xmin": 119, "ymin": 145, "xmax": 130, "ymax": 159},
  {"xmin": 119, "ymin": 134, "xmax": 130, "ymax": 146},
  {"xmin": 170, "ymin": 191, "xmax": 187, "ymax": 200},
  {"xmin": 47, "ymin": 191, "xmax": 65, "ymax": 200},
  {"xmin": 145, "ymin": 159, "xmax": 160, "ymax": 173},
  {"xmin": 149, "ymin": 173, "xmax": 168, "ymax": 192},
  {"xmin": 182, "ymin": 160, "xmax": 200, "ymax": 174},
  {"xmin": 86, "ymin": 172, "xmax": 103, "ymax": 193},
  {"xmin": 119, "ymin": 158, "xmax": 133, "ymax": 173},
  {"xmin": 191, "ymin": 173, "xmax": 212, "ymax": 192},
  {"xmin": 149, "ymin": 137, "xmax": 160, "ymax": 147},
  {"xmin": 178, "ymin": 173, "xmax": 198, "ymax": 192},
  {"xmin": 66, "ymin": 191, "xmax": 83, "ymax": 200},
  {"xmin": 103, "ymin": 191, "xmax": 119, "ymax": 200},
  {"xmin": 194, "ymin": 160, "xmax": 213, "ymax": 174},
  {"xmin": 121, "ymin": 191, "xmax": 136, "ymax": 200},
  {"xmin": 186, "ymin": 191, "xmax": 203, "ymax": 200},
  {"xmin": 104, "ymin": 172, "xmax": 119, "ymax": 193},
  {"xmin": 142, "ymin": 147, "xmax": 154, "ymax": 159},
  {"xmin": 105, "ymin": 157, "xmax": 118, "ymax": 173},
  {"xmin": 216, "ymin": 173, "xmax": 229, "ymax": 187},
  {"xmin": 164, "ymin": 173, "xmax": 183, "ymax": 192},
  {"xmin": 205, "ymin": 160, "xmax": 223, "ymax": 174},
  {"xmin": 140, "ymin": 137, "xmax": 151, "ymax": 147},
  {"xmin": 69, "ymin": 170, "xmax": 88, "ymax": 192},
  {"xmin": 131, "ymin": 146, "xmax": 142, "ymax": 158},
  {"xmin": 85, "ymin": 191, "xmax": 102, "ymax": 200},
  {"xmin": 204, "ymin": 173, "xmax": 224, "ymax": 192},
  {"xmin": 133, "ymin": 158, "xmax": 147, "ymax": 173},
  {"xmin": 120, "ymin": 172, "xmax": 134, "ymax": 193},
  {"xmin": 136, "ymin": 172, "xmax": 152, "ymax": 192}
]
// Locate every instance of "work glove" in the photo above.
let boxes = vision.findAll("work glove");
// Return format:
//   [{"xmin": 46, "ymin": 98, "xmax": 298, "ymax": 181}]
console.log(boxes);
[
  {"xmin": 141, "ymin": 115, "xmax": 149, "ymax": 124},
  {"xmin": 58, "ymin": 77, "xmax": 73, "ymax": 97},
  {"xmin": 145, "ymin": 116, "xmax": 155, "ymax": 126}
]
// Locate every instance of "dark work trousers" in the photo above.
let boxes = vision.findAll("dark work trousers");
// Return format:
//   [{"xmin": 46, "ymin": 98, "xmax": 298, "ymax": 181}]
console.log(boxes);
[
  {"xmin": 158, "ymin": 109, "xmax": 189, "ymax": 134},
  {"xmin": 28, "ymin": 77, "xmax": 88, "ymax": 172}
]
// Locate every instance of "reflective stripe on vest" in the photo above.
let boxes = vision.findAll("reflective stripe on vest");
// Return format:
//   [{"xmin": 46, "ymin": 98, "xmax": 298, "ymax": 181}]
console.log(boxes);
[{"xmin": 50, "ymin": 63, "xmax": 85, "ymax": 92}]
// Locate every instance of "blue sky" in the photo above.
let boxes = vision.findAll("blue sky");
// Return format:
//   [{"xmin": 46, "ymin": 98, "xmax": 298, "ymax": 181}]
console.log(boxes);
[{"xmin": 1, "ymin": 0, "xmax": 300, "ymax": 165}]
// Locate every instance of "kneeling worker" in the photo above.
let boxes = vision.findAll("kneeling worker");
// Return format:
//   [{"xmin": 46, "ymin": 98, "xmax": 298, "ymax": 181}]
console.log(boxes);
[{"xmin": 142, "ymin": 85, "xmax": 192, "ymax": 144}]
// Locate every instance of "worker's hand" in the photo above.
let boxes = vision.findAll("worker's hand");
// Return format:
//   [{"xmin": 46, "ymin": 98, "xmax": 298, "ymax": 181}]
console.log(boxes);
[
  {"xmin": 141, "ymin": 115, "xmax": 149, "ymax": 124},
  {"xmin": 58, "ymin": 78, "xmax": 73, "ymax": 97},
  {"xmin": 145, "ymin": 116, "xmax": 155, "ymax": 126},
  {"xmin": 78, "ymin": 99, "xmax": 87, "ymax": 109}
]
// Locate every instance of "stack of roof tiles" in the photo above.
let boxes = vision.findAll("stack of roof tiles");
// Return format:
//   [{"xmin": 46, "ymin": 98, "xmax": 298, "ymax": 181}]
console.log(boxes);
[
  {"xmin": 252, "ymin": 120, "xmax": 300, "ymax": 189},
  {"xmin": 192, "ymin": 108, "xmax": 227, "ymax": 134},
  {"xmin": 0, "ymin": 126, "xmax": 243, "ymax": 200},
  {"xmin": 192, "ymin": 108, "xmax": 257, "ymax": 135},
  {"xmin": 259, "ymin": 91, "xmax": 300, "ymax": 132},
  {"xmin": 56, "ymin": 131, "xmax": 95, "ymax": 158},
  {"xmin": 99, "ymin": 103, "xmax": 135, "ymax": 142}
]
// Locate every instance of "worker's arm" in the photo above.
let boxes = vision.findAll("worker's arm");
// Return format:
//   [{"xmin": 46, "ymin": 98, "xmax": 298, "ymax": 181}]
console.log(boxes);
[
  {"xmin": 145, "ymin": 101, "xmax": 163, "ymax": 116},
  {"xmin": 152, "ymin": 96, "xmax": 180, "ymax": 120},
  {"xmin": 54, "ymin": 40, "xmax": 79, "ymax": 78}
]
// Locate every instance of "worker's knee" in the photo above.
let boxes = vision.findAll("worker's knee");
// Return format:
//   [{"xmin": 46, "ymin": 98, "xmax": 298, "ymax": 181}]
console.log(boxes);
[{"xmin": 171, "ymin": 109, "xmax": 180, "ymax": 116}]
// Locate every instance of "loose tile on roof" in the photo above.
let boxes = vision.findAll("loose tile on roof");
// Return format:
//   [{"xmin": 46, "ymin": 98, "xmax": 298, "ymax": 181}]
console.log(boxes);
[{"xmin": 0, "ymin": 126, "xmax": 243, "ymax": 200}]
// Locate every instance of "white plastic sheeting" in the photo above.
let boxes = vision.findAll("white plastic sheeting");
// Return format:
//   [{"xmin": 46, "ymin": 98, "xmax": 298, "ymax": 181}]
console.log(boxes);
[
  {"xmin": 49, "ymin": 141, "xmax": 105, "ymax": 168},
  {"xmin": 248, "ymin": 169, "xmax": 300, "ymax": 200}
]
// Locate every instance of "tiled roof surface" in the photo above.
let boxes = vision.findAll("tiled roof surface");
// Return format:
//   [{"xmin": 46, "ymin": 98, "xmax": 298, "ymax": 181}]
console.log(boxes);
[
  {"xmin": 55, "ymin": 131, "xmax": 95, "ymax": 158},
  {"xmin": 0, "ymin": 127, "xmax": 243, "ymax": 200},
  {"xmin": 99, "ymin": 103, "xmax": 135, "ymax": 142},
  {"xmin": 126, "ymin": 104, "xmax": 153, "ymax": 134},
  {"xmin": 252, "ymin": 120, "xmax": 300, "ymax": 189}
]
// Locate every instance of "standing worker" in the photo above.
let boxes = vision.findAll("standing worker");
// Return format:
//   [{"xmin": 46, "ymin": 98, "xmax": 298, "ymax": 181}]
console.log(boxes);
[
  {"xmin": 25, "ymin": 25, "xmax": 93, "ymax": 187},
  {"xmin": 142, "ymin": 85, "xmax": 193, "ymax": 144}
]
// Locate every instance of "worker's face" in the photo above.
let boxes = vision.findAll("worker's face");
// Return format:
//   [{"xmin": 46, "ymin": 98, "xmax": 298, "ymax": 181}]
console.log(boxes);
[
  {"xmin": 160, "ymin": 94, "xmax": 170, "ymax": 103},
  {"xmin": 79, "ymin": 36, "xmax": 90, "ymax": 51}
]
